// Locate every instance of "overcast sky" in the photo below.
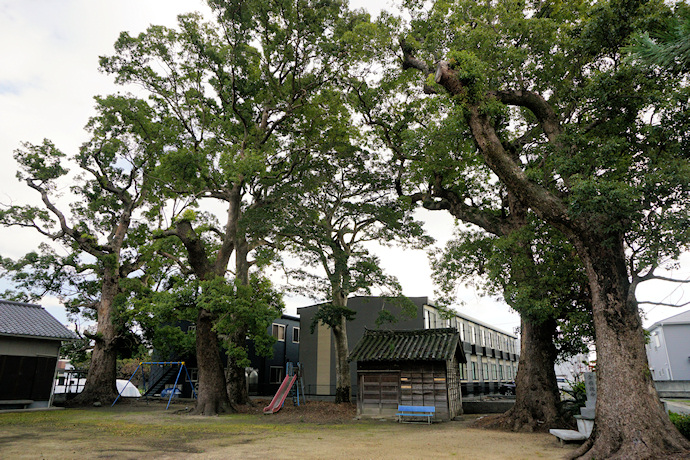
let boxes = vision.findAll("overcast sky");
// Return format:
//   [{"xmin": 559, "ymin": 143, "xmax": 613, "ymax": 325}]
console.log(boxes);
[{"xmin": 1, "ymin": 0, "xmax": 688, "ymax": 336}]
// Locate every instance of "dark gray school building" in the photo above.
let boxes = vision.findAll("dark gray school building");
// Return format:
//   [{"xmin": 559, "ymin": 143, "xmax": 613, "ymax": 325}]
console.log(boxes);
[
  {"xmin": 246, "ymin": 314, "xmax": 300, "ymax": 395},
  {"xmin": 298, "ymin": 296, "xmax": 520, "ymax": 399}
]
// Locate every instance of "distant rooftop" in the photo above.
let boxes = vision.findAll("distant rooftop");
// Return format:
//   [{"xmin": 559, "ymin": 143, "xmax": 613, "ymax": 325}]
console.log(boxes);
[
  {"xmin": 648, "ymin": 309, "xmax": 690, "ymax": 330},
  {"xmin": 348, "ymin": 328, "xmax": 466, "ymax": 363},
  {"xmin": 0, "ymin": 299, "xmax": 78, "ymax": 341}
]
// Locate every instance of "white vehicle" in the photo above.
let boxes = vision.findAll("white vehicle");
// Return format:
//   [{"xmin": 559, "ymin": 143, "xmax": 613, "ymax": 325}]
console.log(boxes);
[
  {"xmin": 54, "ymin": 375, "xmax": 140, "ymax": 398},
  {"xmin": 556, "ymin": 377, "xmax": 572, "ymax": 392}
]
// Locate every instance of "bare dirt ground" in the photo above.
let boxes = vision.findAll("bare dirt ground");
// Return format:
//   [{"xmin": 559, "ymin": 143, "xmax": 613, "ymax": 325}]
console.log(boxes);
[{"xmin": 0, "ymin": 398, "xmax": 577, "ymax": 459}]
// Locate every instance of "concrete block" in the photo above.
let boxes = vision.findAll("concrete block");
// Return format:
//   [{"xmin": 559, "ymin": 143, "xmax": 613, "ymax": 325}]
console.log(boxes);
[
  {"xmin": 575, "ymin": 416, "xmax": 594, "ymax": 437},
  {"xmin": 580, "ymin": 407, "xmax": 595, "ymax": 419}
]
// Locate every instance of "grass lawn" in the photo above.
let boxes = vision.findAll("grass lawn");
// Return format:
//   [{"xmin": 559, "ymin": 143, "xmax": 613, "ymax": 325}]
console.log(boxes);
[{"xmin": 0, "ymin": 401, "xmax": 576, "ymax": 459}]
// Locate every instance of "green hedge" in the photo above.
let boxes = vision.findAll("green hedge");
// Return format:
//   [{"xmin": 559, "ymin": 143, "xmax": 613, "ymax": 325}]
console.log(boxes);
[{"xmin": 669, "ymin": 411, "xmax": 690, "ymax": 440}]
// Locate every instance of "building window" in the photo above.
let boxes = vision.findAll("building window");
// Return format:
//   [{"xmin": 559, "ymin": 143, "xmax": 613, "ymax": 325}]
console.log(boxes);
[
  {"xmin": 482, "ymin": 363, "xmax": 489, "ymax": 380},
  {"xmin": 491, "ymin": 364, "xmax": 498, "ymax": 380},
  {"xmin": 292, "ymin": 327, "xmax": 300, "ymax": 343},
  {"xmin": 499, "ymin": 364, "xmax": 504, "ymax": 380},
  {"xmin": 459, "ymin": 323, "xmax": 465, "ymax": 342},
  {"xmin": 272, "ymin": 324, "xmax": 286, "ymax": 341},
  {"xmin": 480, "ymin": 329, "xmax": 486, "ymax": 347},
  {"xmin": 459, "ymin": 363, "xmax": 467, "ymax": 380},
  {"xmin": 471, "ymin": 362, "xmax": 479, "ymax": 380},
  {"xmin": 470, "ymin": 325, "xmax": 476, "ymax": 344},
  {"xmin": 270, "ymin": 366, "xmax": 284, "ymax": 384}
]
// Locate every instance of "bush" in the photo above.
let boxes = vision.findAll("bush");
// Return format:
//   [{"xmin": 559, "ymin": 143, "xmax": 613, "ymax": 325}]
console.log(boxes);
[
  {"xmin": 669, "ymin": 411, "xmax": 690, "ymax": 440},
  {"xmin": 558, "ymin": 381, "xmax": 587, "ymax": 419}
]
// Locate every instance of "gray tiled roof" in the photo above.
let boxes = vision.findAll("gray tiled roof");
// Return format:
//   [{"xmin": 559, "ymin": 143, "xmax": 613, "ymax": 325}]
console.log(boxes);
[
  {"xmin": 647, "ymin": 309, "xmax": 690, "ymax": 331},
  {"xmin": 0, "ymin": 299, "xmax": 78, "ymax": 340},
  {"xmin": 349, "ymin": 328, "xmax": 466, "ymax": 363}
]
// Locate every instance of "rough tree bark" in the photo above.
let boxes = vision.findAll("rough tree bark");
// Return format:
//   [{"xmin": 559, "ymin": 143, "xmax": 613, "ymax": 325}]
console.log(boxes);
[
  {"xmin": 225, "ymin": 237, "xmax": 251, "ymax": 406},
  {"xmin": 478, "ymin": 318, "xmax": 563, "ymax": 432},
  {"xmin": 192, "ymin": 308, "xmax": 232, "ymax": 415},
  {"xmin": 165, "ymin": 216, "xmax": 234, "ymax": 415},
  {"xmin": 566, "ymin": 233, "xmax": 690, "ymax": 459},
  {"xmin": 225, "ymin": 326, "xmax": 250, "ymax": 406},
  {"xmin": 429, "ymin": 61, "xmax": 690, "ymax": 459},
  {"xmin": 423, "ymin": 182, "xmax": 566, "ymax": 431},
  {"xmin": 37, "ymin": 174, "xmax": 142, "ymax": 407},
  {"xmin": 68, "ymin": 267, "xmax": 120, "ymax": 406},
  {"xmin": 332, "ymin": 314, "xmax": 351, "ymax": 404}
]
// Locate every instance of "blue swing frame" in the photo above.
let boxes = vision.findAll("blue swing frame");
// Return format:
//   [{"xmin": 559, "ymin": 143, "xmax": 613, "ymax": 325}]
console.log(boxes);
[{"xmin": 112, "ymin": 361, "xmax": 197, "ymax": 410}]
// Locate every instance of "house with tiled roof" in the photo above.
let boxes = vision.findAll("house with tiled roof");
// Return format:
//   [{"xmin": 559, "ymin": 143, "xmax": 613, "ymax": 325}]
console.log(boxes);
[
  {"xmin": 0, "ymin": 299, "xmax": 77, "ymax": 409},
  {"xmin": 348, "ymin": 328, "xmax": 466, "ymax": 421}
]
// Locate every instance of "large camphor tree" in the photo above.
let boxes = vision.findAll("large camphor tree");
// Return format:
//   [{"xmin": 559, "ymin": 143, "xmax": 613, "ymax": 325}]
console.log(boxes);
[
  {"xmin": 399, "ymin": 0, "xmax": 690, "ymax": 457},
  {"xmin": 351, "ymin": 63, "xmax": 591, "ymax": 431},
  {"xmin": 276, "ymin": 140, "xmax": 430, "ymax": 403},
  {"xmin": 99, "ymin": 0, "xmax": 372, "ymax": 413},
  {"xmin": 0, "ymin": 96, "xmax": 161, "ymax": 405}
]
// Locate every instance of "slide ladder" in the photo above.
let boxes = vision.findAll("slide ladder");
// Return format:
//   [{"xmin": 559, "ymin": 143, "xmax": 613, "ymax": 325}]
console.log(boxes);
[{"xmin": 263, "ymin": 373, "xmax": 298, "ymax": 414}]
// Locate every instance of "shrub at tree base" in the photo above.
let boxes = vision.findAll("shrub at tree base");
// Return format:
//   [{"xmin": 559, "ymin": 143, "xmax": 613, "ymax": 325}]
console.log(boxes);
[{"xmin": 669, "ymin": 412, "xmax": 690, "ymax": 440}]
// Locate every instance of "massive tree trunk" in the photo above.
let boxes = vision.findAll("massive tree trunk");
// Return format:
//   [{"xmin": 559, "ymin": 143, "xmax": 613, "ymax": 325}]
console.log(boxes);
[
  {"xmin": 68, "ymin": 268, "xmax": 120, "ymax": 406},
  {"xmin": 434, "ymin": 183, "xmax": 566, "ymax": 431},
  {"xmin": 478, "ymin": 317, "xmax": 564, "ymax": 432},
  {"xmin": 192, "ymin": 308, "xmax": 232, "ymax": 415},
  {"xmin": 567, "ymin": 234, "xmax": 690, "ymax": 459},
  {"xmin": 332, "ymin": 313, "xmax": 351, "ymax": 404},
  {"xmin": 225, "ymin": 237, "xmax": 251, "ymax": 406},
  {"xmin": 225, "ymin": 326, "xmax": 250, "ymax": 406},
  {"xmin": 426, "ymin": 61, "xmax": 690, "ymax": 458},
  {"xmin": 168, "ymin": 212, "xmax": 238, "ymax": 415}
]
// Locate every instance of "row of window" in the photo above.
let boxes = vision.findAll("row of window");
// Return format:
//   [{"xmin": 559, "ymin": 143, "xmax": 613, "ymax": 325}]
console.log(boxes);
[
  {"xmin": 191, "ymin": 323, "xmax": 300, "ymax": 343},
  {"xmin": 459, "ymin": 360, "xmax": 516, "ymax": 382},
  {"xmin": 271, "ymin": 323, "xmax": 300, "ymax": 343},
  {"xmin": 424, "ymin": 309, "xmax": 518, "ymax": 355}
]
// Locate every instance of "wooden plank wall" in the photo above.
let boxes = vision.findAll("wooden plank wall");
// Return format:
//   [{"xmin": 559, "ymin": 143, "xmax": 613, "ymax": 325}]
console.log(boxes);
[
  {"xmin": 359, "ymin": 371, "xmax": 400, "ymax": 417},
  {"xmin": 357, "ymin": 360, "xmax": 462, "ymax": 420},
  {"xmin": 399, "ymin": 362, "xmax": 450, "ymax": 420}
]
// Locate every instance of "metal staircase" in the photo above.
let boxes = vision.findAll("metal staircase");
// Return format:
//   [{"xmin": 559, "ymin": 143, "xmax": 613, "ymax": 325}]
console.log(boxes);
[{"xmin": 143, "ymin": 366, "xmax": 178, "ymax": 397}]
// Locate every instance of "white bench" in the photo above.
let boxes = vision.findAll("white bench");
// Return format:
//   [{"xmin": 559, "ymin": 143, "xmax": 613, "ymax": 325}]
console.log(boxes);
[{"xmin": 549, "ymin": 429, "xmax": 587, "ymax": 446}]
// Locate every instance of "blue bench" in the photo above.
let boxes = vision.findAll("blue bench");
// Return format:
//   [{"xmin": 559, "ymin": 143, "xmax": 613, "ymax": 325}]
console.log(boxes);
[{"xmin": 397, "ymin": 405, "xmax": 435, "ymax": 424}]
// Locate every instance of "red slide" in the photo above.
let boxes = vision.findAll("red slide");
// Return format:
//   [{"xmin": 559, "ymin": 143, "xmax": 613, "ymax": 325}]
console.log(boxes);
[{"xmin": 263, "ymin": 374, "xmax": 298, "ymax": 414}]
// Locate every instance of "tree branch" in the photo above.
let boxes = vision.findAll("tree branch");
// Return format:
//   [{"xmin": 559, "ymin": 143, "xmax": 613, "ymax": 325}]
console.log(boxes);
[{"xmin": 638, "ymin": 300, "xmax": 690, "ymax": 308}]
